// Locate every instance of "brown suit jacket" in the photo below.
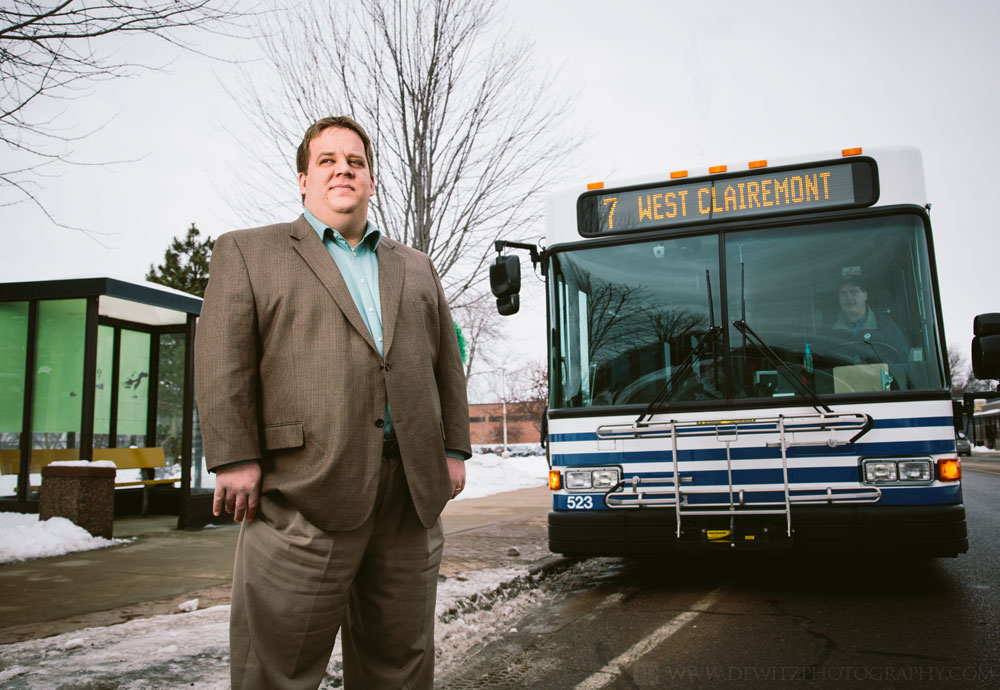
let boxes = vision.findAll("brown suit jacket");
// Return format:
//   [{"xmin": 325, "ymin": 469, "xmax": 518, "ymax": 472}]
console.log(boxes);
[{"xmin": 195, "ymin": 215, "xmax": 471, "ymax": 531}]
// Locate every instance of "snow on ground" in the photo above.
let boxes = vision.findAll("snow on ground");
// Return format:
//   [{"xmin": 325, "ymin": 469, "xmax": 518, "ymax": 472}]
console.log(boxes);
[
  {"xmin": 0, "ymin": 450, "xmax": 547, "ymax": 564},
  {"xmin": 0, "ymin": 557, "xmax": 606, "ymax": 690}
]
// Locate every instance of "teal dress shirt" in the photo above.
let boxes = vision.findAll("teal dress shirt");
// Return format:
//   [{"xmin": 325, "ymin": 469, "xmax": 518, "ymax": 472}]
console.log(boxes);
[{"xmin": 305, "ymin": 209, "xmax": 393, "ymax": 431}]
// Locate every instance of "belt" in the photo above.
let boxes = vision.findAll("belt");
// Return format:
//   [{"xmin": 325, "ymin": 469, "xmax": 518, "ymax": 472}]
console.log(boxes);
[{"xmin": 382, "ymin": 433, "xmax": 401, "ymax": 460}]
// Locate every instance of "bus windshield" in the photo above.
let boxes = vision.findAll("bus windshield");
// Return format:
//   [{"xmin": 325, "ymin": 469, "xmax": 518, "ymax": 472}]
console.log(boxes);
[{"xmin": 550, "ymin": 212, "xmax": 946, "ymax": 409}]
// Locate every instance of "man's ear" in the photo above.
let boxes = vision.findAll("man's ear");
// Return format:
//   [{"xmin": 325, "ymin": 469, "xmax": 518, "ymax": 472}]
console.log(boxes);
[{"xmin": 297, "ymin": 172, "xmax": 308, "ymax": 197}]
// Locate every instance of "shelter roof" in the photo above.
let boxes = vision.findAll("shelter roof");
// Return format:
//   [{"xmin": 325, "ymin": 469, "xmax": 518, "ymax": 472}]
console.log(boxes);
[{"xmin": 0, "ymin": 276, "xmax": 201, "ymax": 327}]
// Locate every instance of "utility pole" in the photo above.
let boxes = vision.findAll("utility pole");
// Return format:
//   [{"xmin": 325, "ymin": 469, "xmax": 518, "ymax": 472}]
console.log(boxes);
[{"xmin": 501, "ymin": 370, "xmax": 508, "ymax": 455}]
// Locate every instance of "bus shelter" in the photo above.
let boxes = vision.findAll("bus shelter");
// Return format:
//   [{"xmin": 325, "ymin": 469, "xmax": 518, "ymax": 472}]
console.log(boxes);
[{"xmin": 0, "ymin": 277, "xmax": 211, "ymax": 528}]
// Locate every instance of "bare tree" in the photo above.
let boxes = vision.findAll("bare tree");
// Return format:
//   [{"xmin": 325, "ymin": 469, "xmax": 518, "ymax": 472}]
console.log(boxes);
[
  {"xmin": 583, "ymin": 279, "xmax": 646, "ymax": 362},
  {"xmin": 230, "ymin": 0, "xmax": 579, "ymax": 370},
  {"xmin": 949, "ymin": 343, "xmax": 992, "ymax": 396},
  {"xmin": 456, "ymin": 296, "xmax": 504, "ymax": 379},
  {"xmin": 0, "ymin": 1, "xmax": 248, "ymax": 230},
  {"xmin": 514, "ymin": 358, "xmax": 548, "ymax": 437}
]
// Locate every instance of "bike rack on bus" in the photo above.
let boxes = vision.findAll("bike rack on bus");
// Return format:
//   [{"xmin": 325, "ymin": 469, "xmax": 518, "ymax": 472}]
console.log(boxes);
[{"xmin": 596, "ymin": 412, "xmax": 882, "ymax": 540}]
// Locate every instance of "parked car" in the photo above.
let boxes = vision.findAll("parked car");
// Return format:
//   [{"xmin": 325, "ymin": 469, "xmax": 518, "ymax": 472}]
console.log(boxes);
[{"xmin": 955, "ymin": 431, "xmax": 972, "ymax": 457}]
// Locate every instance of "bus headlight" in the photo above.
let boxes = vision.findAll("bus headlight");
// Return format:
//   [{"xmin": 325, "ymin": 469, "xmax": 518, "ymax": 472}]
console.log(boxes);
[
  {"xmin": 864, "ymin": 461, "xmax": 897, "ymax": 483},
  {"xmin": 564, "ymin": 468, "xmax": 620, "ymax": 491},
  {"xmin": 593, "ymin": 470, "xmax": 620, "ymax": 489},
  {"xmin": 862, "ymin": 458, "xmax": 933, "ymax": 484},
  {"xmin": 898, "ymin": 460, "xmax": 932, "ymax": 481},
  {"xmin": 565, "ymin": 471, "xmax": 593, "ymax": 489}
]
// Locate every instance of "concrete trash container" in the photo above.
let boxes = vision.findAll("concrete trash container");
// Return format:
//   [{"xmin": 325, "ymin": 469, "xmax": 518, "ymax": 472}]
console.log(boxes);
[{"xmin": 40, "ymin": 461, "xmax": 117, "ymax": 539}]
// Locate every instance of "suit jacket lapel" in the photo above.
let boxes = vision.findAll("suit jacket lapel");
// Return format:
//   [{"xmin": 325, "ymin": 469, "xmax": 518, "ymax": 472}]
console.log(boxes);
[
  {"xmin": 378, "ymin": 237, "xmax": 405, "ymax": 356},
  {"xmin": 289, "ymin": 215, "xmax": 380, "ymax": 355}
]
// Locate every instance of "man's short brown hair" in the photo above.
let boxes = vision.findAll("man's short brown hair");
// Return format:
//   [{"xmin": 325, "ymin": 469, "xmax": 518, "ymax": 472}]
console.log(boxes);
[{"xmin": 296, "ymin": 115, "xmax": 375, "ymax": 176}]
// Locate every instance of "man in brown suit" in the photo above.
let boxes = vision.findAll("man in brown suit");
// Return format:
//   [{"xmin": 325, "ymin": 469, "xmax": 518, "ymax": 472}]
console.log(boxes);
[{"xmin": 195, "ymin": 115, "xmax": 471, "ymax": 690}]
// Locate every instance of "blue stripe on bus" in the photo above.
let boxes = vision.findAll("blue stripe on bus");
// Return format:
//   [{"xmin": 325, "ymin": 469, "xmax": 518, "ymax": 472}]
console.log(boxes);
[
  {"xmin": 551, "ymin": 483, "xmax": 961, "ymax": 511},
  {"xmin": 876, "ymin": 484, "xmax": 962, "ymax": 504},
  {"xmin": 873, "ymin": 416, "xmax": 953, "ymax": 429},
  {"xmin": 550, "ymin": 438, "xmax": 955, "ymax": 466},
  {"xmin": 619, "ymin": 466, "xmax": 860, "ymax": 484},
  {"xmin": 548, "ymin": 416, "xmax": 954, "ymax": 444}
]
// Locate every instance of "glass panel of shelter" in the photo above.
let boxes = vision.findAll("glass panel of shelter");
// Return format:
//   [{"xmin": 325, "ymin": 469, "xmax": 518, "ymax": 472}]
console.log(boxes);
[
  {"xmin": 0, "ymin": 302, "xmax": 29, "ymax": 471},
  {"xmin": 32, "ymin": 299, "xmax": 86, "ymax": 452}
]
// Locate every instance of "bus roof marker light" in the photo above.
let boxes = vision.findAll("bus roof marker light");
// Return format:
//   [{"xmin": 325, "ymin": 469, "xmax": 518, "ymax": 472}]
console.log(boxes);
[
  {"xmin": 669, "ymin": 170, "xmax": 688, "ymax": 179},
  {"xmin": 748, "ymin": 159, "xmax": 767, "ymax": 169},
  {"xmin": 842, "ymin": 147, "xmax": 863, "ymax": 157},
  {"xmin": 709, "ymin": 165, "xmax": 727, "ymax": 174},
  {"xmin": 938, "ymin": 458, "xmax": 961, "ymax": 482},
  {"xmin": 587, "ymin": 182, "xmax": 604, "ymax": 190}
]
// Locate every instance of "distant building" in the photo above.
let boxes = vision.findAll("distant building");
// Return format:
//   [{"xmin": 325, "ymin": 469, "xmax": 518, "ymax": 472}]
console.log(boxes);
[
  {"xmin": 972, "ymin": 397, "xmax": 1000, "ymax": 449},
  {"xmin": 469, "ymin": 400, "xmax": 545, "ymax": 447}
]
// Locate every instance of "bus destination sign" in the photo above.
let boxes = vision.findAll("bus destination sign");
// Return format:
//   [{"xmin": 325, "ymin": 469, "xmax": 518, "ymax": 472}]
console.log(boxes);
[{"xmin": 577, "ymin": 160, "xmax": 876, "ymax": 236}]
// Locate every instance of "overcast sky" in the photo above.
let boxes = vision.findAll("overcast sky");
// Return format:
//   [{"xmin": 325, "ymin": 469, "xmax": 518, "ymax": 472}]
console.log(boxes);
[{"xmin": 3, "ymin": 0, "xmax": 998, "ymax": 376}]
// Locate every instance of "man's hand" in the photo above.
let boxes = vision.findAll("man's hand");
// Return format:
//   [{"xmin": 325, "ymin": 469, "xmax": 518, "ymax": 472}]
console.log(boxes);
[
  {"xmin": 447, "ymin": 456, "xmax": 466, "ymax": 500},
  {"xmin": 213, "ymin": 462, "xmax": 262, "ymax": 522}
]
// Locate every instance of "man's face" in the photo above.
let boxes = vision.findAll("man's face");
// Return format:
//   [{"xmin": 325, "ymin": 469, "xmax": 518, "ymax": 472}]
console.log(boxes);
[
  {"xmin": 839, "ymin": 284, "xmax": 868, "ymax": 322},
  {"xmin": 297, "ymin": 127, "xmax": 374, "ymax": 225}
]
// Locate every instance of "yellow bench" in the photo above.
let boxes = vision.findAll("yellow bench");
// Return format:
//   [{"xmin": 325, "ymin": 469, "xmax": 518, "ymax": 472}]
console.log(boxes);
[{"xmin": 0, "ymin": 447, "xmax": 176, "ymax": 489}]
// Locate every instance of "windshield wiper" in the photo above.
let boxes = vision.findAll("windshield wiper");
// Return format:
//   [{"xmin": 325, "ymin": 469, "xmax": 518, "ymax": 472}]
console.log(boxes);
[
  {"xmin": 636, "ymin": 325, "xmax": 723, "ymax": 424},
  {"xmin": 731, "ymin": 319, "xmax": 833, "ymax": 415},
  {"xmin": 733, "ymin": 320, "xmax": 873, "ymax": 443}
]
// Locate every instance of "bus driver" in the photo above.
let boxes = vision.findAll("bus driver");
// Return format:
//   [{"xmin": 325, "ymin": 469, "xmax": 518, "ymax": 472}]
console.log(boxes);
[{"xmin": 830, "ymin": 278, "xmax": 909, "ymax": 365}]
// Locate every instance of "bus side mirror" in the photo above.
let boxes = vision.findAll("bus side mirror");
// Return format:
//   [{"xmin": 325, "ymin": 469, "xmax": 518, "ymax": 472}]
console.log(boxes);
[
  {"xmin": 490, "ymin": 255, "xmax": 521, "ymax": 316},
  {"xmin": 972, "ymin": 313, "xmax": 1000, "ymax": 379}
]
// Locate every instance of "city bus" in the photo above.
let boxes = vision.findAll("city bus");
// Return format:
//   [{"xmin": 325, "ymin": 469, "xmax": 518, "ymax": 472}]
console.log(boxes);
[{"xmin": 491, "ymin": 146, "xmax": 968, "ymax": 557}]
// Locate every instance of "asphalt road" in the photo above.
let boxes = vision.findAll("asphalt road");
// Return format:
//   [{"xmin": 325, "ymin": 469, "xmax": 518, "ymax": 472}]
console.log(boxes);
[{"xmin": 438, "ymin": 454, "xmax": 1000, "ymax": 690}]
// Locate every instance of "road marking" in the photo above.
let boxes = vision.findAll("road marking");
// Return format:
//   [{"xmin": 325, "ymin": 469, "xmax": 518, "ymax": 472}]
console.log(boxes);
[
  {"xmin": 968, "ymin": 467, "xmax": 1000, "ymax": 477},
  {"xmin": 573, "ymin": 584, "xmax": 729, "ymax": 690},
  {"xmin": 964, "ymin": 463, "xmax": 1000, "ymax": 477}
]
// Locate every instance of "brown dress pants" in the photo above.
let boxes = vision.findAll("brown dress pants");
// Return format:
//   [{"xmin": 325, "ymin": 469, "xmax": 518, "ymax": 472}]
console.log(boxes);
[{"xmin": 230, "ymin": 456, "xmax": 444, "ymax": 690}]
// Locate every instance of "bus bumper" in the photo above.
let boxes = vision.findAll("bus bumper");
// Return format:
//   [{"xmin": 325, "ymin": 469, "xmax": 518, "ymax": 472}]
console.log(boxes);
[{"xmin": 548, "ymin": 503, "xmax": 969, "ymax": 557}]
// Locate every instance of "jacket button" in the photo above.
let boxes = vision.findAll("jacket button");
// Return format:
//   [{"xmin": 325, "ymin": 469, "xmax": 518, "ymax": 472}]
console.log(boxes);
[
  {"xmin": 375, "ymin": 419, "xmax": 385, "ymax": 428},
  {"xmin": 384, "ymin": 363, "xmax": 392, "ymax": 371}
]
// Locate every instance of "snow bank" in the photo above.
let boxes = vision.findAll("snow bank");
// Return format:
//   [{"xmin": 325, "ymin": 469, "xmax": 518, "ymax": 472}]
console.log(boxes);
[
  {"xmin": 456, "ymin": 452, "xmax": 549, "ymax": 500},
  {"xmin": 0, "ymin": 513, "xmax": 129, "ymax": 564}
]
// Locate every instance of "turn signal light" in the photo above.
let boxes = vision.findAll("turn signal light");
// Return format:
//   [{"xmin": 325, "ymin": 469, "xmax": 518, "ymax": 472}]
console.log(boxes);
[
  {"xmin": 587, "ymin": 181, "xmax": 604, "ymax": 190},
  {"xmin": 938, "ymin": 458, "xmax": 962, "ymax": 482},
  {"xmin": 549, "ymin": 470, "xmax": 562, "ymax": 490}
]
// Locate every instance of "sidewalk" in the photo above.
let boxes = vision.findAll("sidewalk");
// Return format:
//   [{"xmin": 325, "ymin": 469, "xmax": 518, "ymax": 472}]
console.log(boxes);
[{"xmin": 0, "ymin": 485, "xmax": 553, "ymax": 645}]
